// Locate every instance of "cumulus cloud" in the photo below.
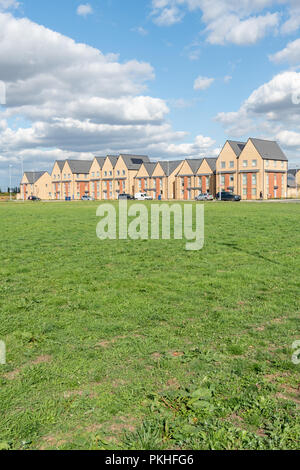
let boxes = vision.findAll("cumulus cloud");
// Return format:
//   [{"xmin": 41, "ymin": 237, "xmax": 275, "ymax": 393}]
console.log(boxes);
[
  {"xmin": 215, "ymin": 70, "xmax": 300, "ymax": 160},
  {"xmin": 151, "ymin": 0, "xmax": 287, "ymax": 45},
  {"xmin": 270, "ymin": 38, "xmax": 300, "ymax": 65},
  {"xmin": 194, "ymin": 76, "xmax": 214, "ymax": 90},
  {"xmin": 0, "ymin": 12, "xmax": 218, "ymax": 186},
  {"xmin": 76, "ymin": 4, "xmax": 93, "ymax": 17},
  {"xmin": 0, "ymin": 0, "xmax": 19, "ymax": 10}
]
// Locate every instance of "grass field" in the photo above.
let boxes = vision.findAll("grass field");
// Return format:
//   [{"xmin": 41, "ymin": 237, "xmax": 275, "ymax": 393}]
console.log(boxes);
[{"xmin": 0, "ymin": 201, "xmax": 299, "ymax": 450}]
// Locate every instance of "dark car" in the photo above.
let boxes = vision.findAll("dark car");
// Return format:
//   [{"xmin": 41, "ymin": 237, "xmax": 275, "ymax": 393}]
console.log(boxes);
[
  {"xmin": 27, "ymin": 196, "xmax": 41, "ymax": 201},
  {"xmin": 118, "ymin": 193, "xmax": 133, "ymax": 200},
  {"xmin": 216, "ymin": 191, "xmax": 241, "ymax": 201}
]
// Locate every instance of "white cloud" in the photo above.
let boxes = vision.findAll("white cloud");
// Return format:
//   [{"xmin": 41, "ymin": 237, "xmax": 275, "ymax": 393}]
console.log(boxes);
[
  {"xmin": 270, "ymin": 38, "xmax": 300, "ymax": 65},
  {"xmin": 224, "ymin": 75, "xmax": 232, "ymax": 83},
  {"xmin": 194, "ymin": 76, "xmax": 214, "ymax": 90},
  {"xmin": 215, "ymin": 70, "xmax": 300, "ymax": 160},
  {"xmin": 0, "ymin": 12, "xmax": 218, "ymax": 185},
  {"xmin": 76, "ymin": 4, "xmax": 93, "ymax": 18},
  {"xmin": 0, "ymin": 0, "xmax": 19, "ymax": 10},
  {"xmin": 131, "ymin": 26, "xmax": 149, "ymax": 36},
  {"xmin": 151, "ymin": 0, "xmax": 285, "ymax": 45}
]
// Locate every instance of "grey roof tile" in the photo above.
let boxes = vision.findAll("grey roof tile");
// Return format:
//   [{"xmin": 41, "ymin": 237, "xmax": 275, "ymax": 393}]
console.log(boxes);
[
  {"xmin": 249, "ymin": 138, "xmax": 288, "ymax": 161},
  {"xmin": 227, "ymin": 140, "xmax": 246, "ymax": 157},
  {"xmin": 185, "ymin": 159, "xmax": 204, "ymax": 175},
  {"xmin": 159, "ymin": 160, "xmax": 183, "ymax": 176},
  {"xmin": 205, "ymin": 157, "xmax": 217, "ymax": 172},
  {"xmin": 25, "ymin": 171, "xmax": 47, "ymax": 184},
  {"xmin": 120, "ymin": 154, "xmax": 150, "ymax": 170},
  {"xmin": 66, "ymin": 160, "xmax": 93, "ymax": 174}
]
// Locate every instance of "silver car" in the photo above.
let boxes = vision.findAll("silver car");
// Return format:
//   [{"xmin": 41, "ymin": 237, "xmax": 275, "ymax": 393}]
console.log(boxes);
[{"xmin": 195, "ymin": 193, "xmax": 213, "ymax": 201}]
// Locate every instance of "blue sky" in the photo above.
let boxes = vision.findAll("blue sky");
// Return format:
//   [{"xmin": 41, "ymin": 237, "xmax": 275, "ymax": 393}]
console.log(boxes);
[{"xmin": 1, "ymin": 0, "xmax": 300, "ymax": 188}]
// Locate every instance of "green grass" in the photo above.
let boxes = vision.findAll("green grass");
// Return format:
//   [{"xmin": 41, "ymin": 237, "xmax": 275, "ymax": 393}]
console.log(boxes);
[{"xmin": 0, "ymin": 201, "xmax": 299, "ymax": 450}]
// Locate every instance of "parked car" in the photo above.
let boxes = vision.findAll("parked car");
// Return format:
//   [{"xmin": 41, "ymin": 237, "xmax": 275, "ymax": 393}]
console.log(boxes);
[
  {"xmin": 81, "ymin": 195, "xmax": 93, "ymax": 201},
  {"xmin": 134, "ymin": 192, "xmax": 153, "ymax": 201},
  {"xmin": 195, "ymin": 193, "xmax": 214, "ymax": 201},
  {"xmin": 216, "ymin": 191, "xmax": 241, "ymax": 201},
  {"xmin": 27, "ymin": 196, "xmax": 41, "ymax": 201},
  {"xmin": 118, "ymin": 193, "xmax": 134, "ymax": 200}
]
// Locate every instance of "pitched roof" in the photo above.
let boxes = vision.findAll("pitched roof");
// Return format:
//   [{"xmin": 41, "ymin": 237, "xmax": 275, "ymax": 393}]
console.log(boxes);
[
  {"xmin": 106, "ymin": 155, "xmax": 119, "ymax": 168},
  {"xmin": 160, "ymin": 160, "xmax": 183, "ymax": 176},
  {"xmin": 24, "ymin": 171, "xmax": 47, "ymax": 184},
  {"xmin": 119, "ymin": 154, "xmax": 150, "ymax": 170},
  {"xmin": 66, "ymin": 160, "xmax": 93, "ymax": 174},
  {"xmin": 185, "ymin": 159, "xmax": 204, "ymax": 175},
  {"xmin": 142, "ymin": 162, "xmax": 157, "ymax": 177},
  {"xmin": 95, "ymin": 156, "xmax": 106, "ymax": 169},
  {"xmin": 249, "ymin": 138, "xmax": 288, "ymax": 161},
  {"xmin": 227, "ymin": 140, "xmax": 246, "ymax": 157},
  {"xmin": 205, "ymin": 157, "xmax": 217, "ymax": 172},
  {"xmin": 56, "ymin": 160, "xmax": 65, "ymax": 171},
  {"xmin": 288, "ymin": 168, "xmax": 299, "ymax": 176}
]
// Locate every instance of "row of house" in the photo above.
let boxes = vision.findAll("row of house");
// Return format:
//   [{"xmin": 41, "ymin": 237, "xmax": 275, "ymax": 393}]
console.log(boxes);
[{"xmin": 20, "ymin": 137, "xmax": 296, "ymax": 201}]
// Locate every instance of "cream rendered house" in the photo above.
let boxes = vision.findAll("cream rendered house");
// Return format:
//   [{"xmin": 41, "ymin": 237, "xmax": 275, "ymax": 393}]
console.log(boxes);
[
  {"xmin": 216, "ymin": 140, "xmax": 245, "ymax": 195},
  {"xmin": 51, "ymin": 160, "xmax": 65, "ymax": 200},
  {"xmin": 89, "ymin": 157, "xmax": 106, "ymax": 200},
  {"xmin": 238, "ymin": 138, "xmax": 288, "ymax": 200},
  {"xmin": 20, "ymin": 171, "xmax": 52, "ymax": 200},
  {"xmin": 61, "ymin": 160, "xmax": 93, "ymax": 200},
  {"xmin": 114, "ymin": 155, "xmax": 150, "ymax": 198},
  {"xmin": 151, "ymin": 161, "xmax": 184, "ymax": 200},
  {"xmin": 135, "ymin": 162, "xmax": 157, "ymax": 196}
]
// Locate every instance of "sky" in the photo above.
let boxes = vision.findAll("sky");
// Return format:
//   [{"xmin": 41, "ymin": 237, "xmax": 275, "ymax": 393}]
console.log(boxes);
[{"xmin": 1, "ymin": 0, "xmax": 300, "ymax": 188}]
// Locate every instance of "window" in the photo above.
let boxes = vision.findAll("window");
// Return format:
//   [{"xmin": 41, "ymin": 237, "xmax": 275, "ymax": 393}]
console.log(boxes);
[
  {"xmin": 68, "ymin": 174, "xmax": 70, "ymax": 178},
  {"xmin": 123, "ymin": 170, "xmax": 126, "ymax": 176},
  {"xmin": 242, "ymin": 174, "xmax": 247, "ymax": 185},
  {"xmin": 252, "ymin": 188, "xmax": 257, "ymax": 196},
  {"xmin": 54, "ymin": 174, "xmax": 56, "ymax": 179},
  {"xmin": 64, "ymin": 174, "xmax": 66, "ymax": 179},
  {"xmin": 221, "ymin": 175, "xmax": 225, "ymax": 185},
  {"xmin": 281, "ymin": 161, "xmax": 284, "ymax": 169},
  {"xmin": 252, "ymin": 174, "xmax": 257, "ymax": 185},
  {"xmin": 206, "ymin": 176, "xmax": 210, "ymax": 188},
  {"xmin": 92, "ymin": 172, "xmax": 95, "ymax": 177},
  {"xmin": 274, "ymin": 160, "xmax": 277, "ymax": 168},
  {"xmin": 229, "ymin": 161, "xmax": 234, "ymax": 168},
  {"xmin": 221, "ymin": 162, "xmax": 226, "ymax": 169},
  {"xmin": 243, "ymin": 160, "xmax": 248, "ymax": 167},
  {"xmin": 77, "ymin": 174, "xmax": 80, "ymax": 178},
  {"xmin": 230, "ymin": 175, "xmax": 234, "ymax": 183},
  {"xmin": 117, "ymin": 170, "xmax": 120, "ymax": 176},
  {"xmin": 97, "ymin": 172, "xmax": 100, "ymax": 177},
  {"xmin": 139, "ymin": 180, "xmax": 142, "ymax": 190},
  {"xmin": 109, "ymin": 171, "xmax": 112, "ymax": 176},
  {"xmin": 181, "ymin": 177, "xmax": 184, "ymax": 187},
  {"xmin": 265, "ymin": 160, "xmax": 269, "ymax": 167},
  {"xmin": 104, "ymin": 171, "xmax": 107, "ymax": 176},
  {"xmin": 252, "ymin": 160, "xmax": 257, "ymax": 167},
  {"xmin": 85, "ymin": 174, "xmax": 88, "ymax": 179},
  {"xmin": 145, "ymin": 179, "xmax": 148, "ymax": 189},
  {"xmin": 243, "ymin": 188, "xmax": 247, "ymax": 195}
]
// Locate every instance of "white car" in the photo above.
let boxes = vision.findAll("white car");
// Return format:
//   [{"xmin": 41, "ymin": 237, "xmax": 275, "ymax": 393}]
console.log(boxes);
[{"xmin": 134, "ymin": 192, "xmax": 153, "ymax": 201}]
